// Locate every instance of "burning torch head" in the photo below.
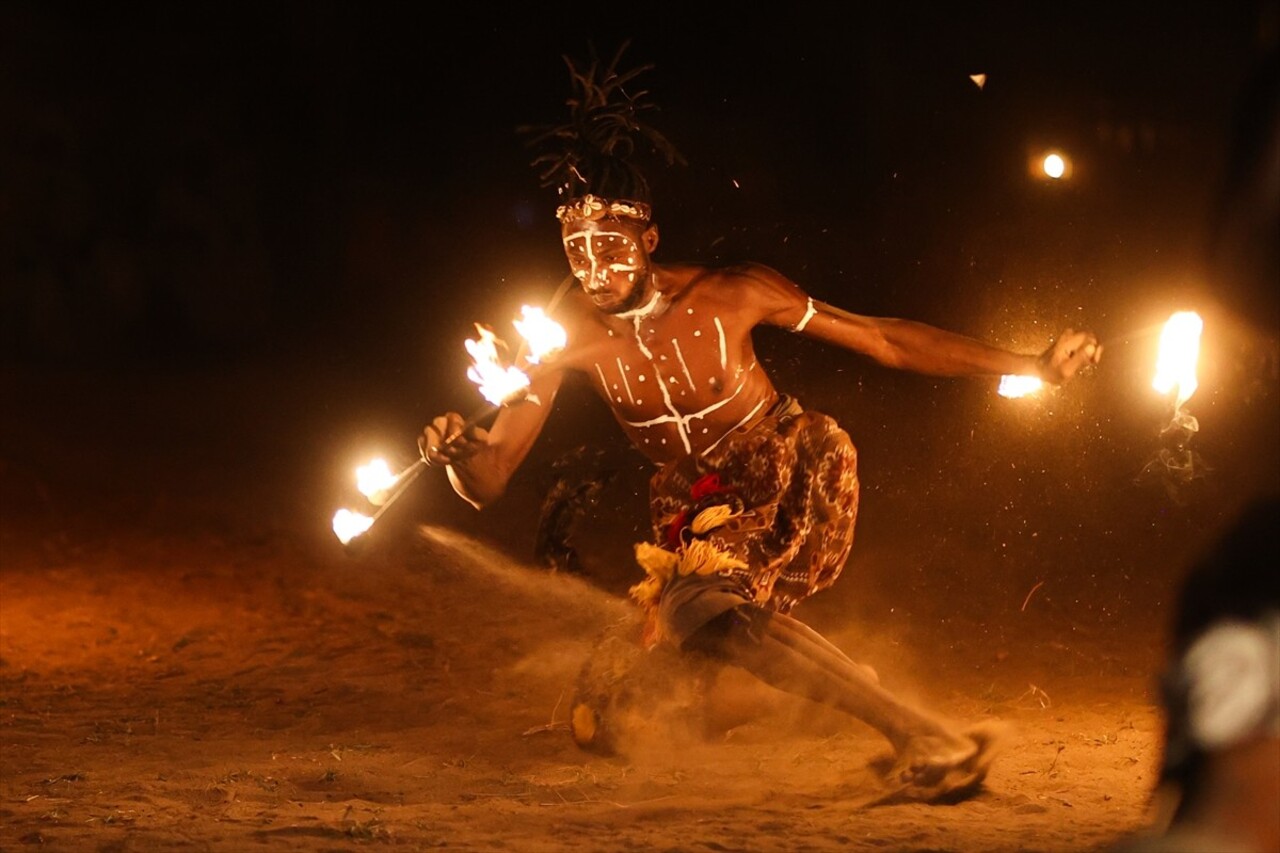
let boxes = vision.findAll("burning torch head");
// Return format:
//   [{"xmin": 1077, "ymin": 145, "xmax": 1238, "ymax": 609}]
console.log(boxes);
[{"xmin": 466, "ymin": 324, "xmax": 531, "ymax": 406}]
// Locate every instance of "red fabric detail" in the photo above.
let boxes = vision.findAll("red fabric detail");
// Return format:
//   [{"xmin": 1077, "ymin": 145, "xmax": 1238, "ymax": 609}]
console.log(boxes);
[
  {"xmin": 664, "ymin": 510, "xmax": 689, "ymax": 548},
  {"xmin": 690, "ymin": 472, "xmax": 726, "ymax": 501}
]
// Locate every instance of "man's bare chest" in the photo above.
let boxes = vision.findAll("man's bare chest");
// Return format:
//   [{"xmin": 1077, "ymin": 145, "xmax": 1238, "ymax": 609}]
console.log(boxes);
[{"xmin": 576, "ymin": 307, "xmax": 760, "ymax": 419}]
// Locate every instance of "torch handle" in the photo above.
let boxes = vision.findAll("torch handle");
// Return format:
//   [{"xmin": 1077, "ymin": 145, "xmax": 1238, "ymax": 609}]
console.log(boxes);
[
  {"xmin": 437, "ymin": 401, "xmax": 502, "ymax": 452},
  {"xmin": 368, "ymin": 401, "xmax": 501, "ymax": 523},
  {"xmin": 369, "ymin": 461, "xmax": 426, "ymax": 522}
]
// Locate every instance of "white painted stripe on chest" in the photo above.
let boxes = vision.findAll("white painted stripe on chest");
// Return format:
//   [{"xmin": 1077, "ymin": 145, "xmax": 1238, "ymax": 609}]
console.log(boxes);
[{"xmin": 714, "ymin": 317, "xmax": 727, "ymax": 370}]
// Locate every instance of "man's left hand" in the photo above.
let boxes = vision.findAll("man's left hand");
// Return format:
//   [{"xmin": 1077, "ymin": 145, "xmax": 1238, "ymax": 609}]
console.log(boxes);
[{"xmin": 1038, "ymin": 329, "xmax": 1102, "ymax": 384}]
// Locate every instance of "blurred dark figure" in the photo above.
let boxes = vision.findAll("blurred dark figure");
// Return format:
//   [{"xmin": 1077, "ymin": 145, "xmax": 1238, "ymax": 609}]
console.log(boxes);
[
  {"xmin": 1110, "ymin": 494, "xmax": 1280, "ymax": 852},
  {"xmin": 1111, "ymin": 19, "xmax": 1280, "ymax": 849},
  {"xmin": 533, "ymin": 446, "xmax": 617, "ymax": 574}
]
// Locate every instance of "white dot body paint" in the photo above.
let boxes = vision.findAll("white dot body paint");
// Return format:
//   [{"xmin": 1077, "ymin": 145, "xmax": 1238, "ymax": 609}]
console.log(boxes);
[
  {"xmin": 579, "ymin": 266, "xmax": 767, "ymax": 456},
  {"xmin": 563, "ymin": 226, "xmax": 646, "ymax": 297}
]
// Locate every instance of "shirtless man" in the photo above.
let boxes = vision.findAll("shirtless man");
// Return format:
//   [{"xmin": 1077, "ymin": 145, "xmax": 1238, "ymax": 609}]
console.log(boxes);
[{"xmin": 421, "ymin": 192, "xmax": 1101, "ymax": 800}]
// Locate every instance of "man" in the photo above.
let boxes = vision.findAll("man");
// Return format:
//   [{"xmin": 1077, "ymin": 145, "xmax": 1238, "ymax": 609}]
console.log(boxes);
[
  {"xmin": 421, "ymin": 47, "xmax": 1102, "ymax": 801},
  {"xmin": 422, "ymin": 192, "xmax": 1100, "ymax": 795}
]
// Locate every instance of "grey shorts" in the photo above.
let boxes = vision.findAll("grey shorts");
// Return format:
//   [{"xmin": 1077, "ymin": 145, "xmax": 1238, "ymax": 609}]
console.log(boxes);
[{"xmin": 655, "ymin": 570, "xmax": 754, "ymax": 647}]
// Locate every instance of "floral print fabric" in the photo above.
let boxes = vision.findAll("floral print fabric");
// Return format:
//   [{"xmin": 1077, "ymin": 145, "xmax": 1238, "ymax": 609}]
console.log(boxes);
[{"xmin": 646, "ymin": 397, "xmax": 860, "ymax": 614}]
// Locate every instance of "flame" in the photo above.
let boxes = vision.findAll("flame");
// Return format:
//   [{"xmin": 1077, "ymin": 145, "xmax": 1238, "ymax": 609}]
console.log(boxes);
[
  {"xmin": 332, "ymin": 508, "xmax": 374, "ymax": 544},
  {"xmin": 465, "ymin": 324, "xmax": 530, "ymax": 405},
  {"xmin": 998, "ymin": 374, "xmax": 1044, "ymax": 399},
  {"xmin": 355, "ymin": 457, "xmax": 397, "ymax": 503},
  {"xmin": 1153, "ymin": 311, "xmax": 1203, "ymax": 410},
  {"xmin": 514, "ymin": 305, "xmax": 566, "ymax": 364}
]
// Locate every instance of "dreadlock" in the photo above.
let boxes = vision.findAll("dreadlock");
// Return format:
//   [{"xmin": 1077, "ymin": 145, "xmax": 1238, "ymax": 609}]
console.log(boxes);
[{"xmin": 519, "ymin": 41, "xmax": 685, "ymax": 216}]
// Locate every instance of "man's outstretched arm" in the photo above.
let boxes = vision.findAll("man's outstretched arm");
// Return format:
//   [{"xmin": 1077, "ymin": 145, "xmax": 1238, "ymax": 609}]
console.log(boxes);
[
  {"xmin": 739, "ymin": 264, "xmax": 1101, "ymax": 384},
  {"xmin": 803, "ymin": 302, "xmax": 1101, "ymax": 384},
  {"xmin": 421, "ymin": 370, "xmax": 564, "ymax": 509}
]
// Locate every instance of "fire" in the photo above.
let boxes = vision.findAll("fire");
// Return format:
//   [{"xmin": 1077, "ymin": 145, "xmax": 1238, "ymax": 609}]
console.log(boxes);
[
  {"xmin": 332, "ymin": 508, "xmax": 374, "ymax": 544},
  {"xmin": 1153, "ymin": 311, "xmax": 1203, "ymax": 410},
  {"xmin": 465, "ymin": 324, "xmax": 531, "ymax": 406},
  {"xmin": 356, "ymin": 457, "xmax": 397, "ymax": 504},
  {"xmin": 998, "ymin": 374, "xmax": 1044, "ymax": 399},
  {"xmin": 327, "ymin": 305, "xmax": 566, "ymax": 548},
  {"xmin": 514, "ymin": 305, "xmax": 567, "ymax": 364}
]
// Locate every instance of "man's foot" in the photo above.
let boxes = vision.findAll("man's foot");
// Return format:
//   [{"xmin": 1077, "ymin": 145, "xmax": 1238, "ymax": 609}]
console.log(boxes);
[{"xmin": 868, "ymin": 722, "xmax": 1006, "ymax": 805}]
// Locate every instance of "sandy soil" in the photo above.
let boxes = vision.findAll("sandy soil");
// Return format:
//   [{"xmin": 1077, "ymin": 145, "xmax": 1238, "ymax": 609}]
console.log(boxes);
[{"xmin": 0, "ymin": 354, "xmax": 1262, "ymax": 853}]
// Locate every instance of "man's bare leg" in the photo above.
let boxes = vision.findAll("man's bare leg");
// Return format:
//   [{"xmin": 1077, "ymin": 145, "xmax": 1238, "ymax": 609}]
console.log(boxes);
[{"xmin": 685, "ymin": 604, "xmax": 998, "ymax": 798}]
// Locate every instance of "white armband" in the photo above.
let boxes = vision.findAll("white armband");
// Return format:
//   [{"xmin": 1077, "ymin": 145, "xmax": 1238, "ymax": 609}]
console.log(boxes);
[{"xmin": 792, "ymin": 298, "xmax": 816, "ymax": 332}]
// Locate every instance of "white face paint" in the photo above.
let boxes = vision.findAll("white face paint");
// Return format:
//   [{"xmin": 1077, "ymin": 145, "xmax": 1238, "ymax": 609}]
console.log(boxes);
[{"xmin": 562, "ymin": 224, "xmax": 650, "ymax": 314}]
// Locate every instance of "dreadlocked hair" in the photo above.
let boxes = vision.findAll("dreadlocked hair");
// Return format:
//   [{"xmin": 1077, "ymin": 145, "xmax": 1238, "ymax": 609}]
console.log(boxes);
[{"xmin": 519, "ymin": 41, "xmax": 685, "ymax": 211}]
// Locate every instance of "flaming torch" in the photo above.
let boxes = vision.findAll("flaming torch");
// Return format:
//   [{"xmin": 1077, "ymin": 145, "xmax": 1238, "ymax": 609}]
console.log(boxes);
[
  {"xmin": 1138, "ymin": 310, "xmax": 1206, "ymax": 501},
  {"xmin": 331, "ymin": 305, "xmax": 566, "ymax": 545},
  {"xmin": 331, "ymin": 455, "xmax": 424, "ymax": 545},
  {"xmin": 514, "ymin": 305, "xmax": 567, "ymax": 365},
  {"xmin": 1152, "ymin": 310, "xmax": 1203, "ymax": 414},
  {"xmin": 997, "ymin": 374, "xmax": 1044, "ymax": 399}
]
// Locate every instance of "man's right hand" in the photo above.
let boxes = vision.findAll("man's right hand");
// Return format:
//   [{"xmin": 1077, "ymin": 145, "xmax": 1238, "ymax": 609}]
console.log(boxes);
[{"xmin": 419, "ymin": 413, "xmax": 489, "ymax": 467}]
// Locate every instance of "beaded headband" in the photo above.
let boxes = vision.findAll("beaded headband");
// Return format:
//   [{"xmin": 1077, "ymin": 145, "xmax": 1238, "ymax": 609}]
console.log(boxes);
[{"xmin": 555, "ymin": 194, "xmax": 652, "ymax": 225}]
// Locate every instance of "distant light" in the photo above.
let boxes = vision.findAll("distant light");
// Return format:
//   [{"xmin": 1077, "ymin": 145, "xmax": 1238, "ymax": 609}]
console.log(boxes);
[
  {"xmin": 1043, "ymin": 153, "xmax": 1066, "ymax": 179},
  {"xmin": 969, "ymin": 73, "xmax": 987, "ymax": 90}
]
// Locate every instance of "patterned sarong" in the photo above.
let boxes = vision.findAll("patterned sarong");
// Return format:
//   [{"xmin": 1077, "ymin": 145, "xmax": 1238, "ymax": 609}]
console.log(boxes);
[{"xmin": 631, "ymin": 395, "xmax": 860, "ymax": 646}]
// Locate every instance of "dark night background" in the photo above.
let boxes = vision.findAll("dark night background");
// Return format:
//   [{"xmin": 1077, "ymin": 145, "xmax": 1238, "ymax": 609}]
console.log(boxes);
[{"xmin": 3, "ymin": 1, "xmax": 1278, "ymax": 615}]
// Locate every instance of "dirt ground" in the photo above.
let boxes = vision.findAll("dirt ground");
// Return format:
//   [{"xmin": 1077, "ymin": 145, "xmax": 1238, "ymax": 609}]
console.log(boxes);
[{"xmin": 0, "ymin": 353, "xmax": 1267, "ymax": 853}]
